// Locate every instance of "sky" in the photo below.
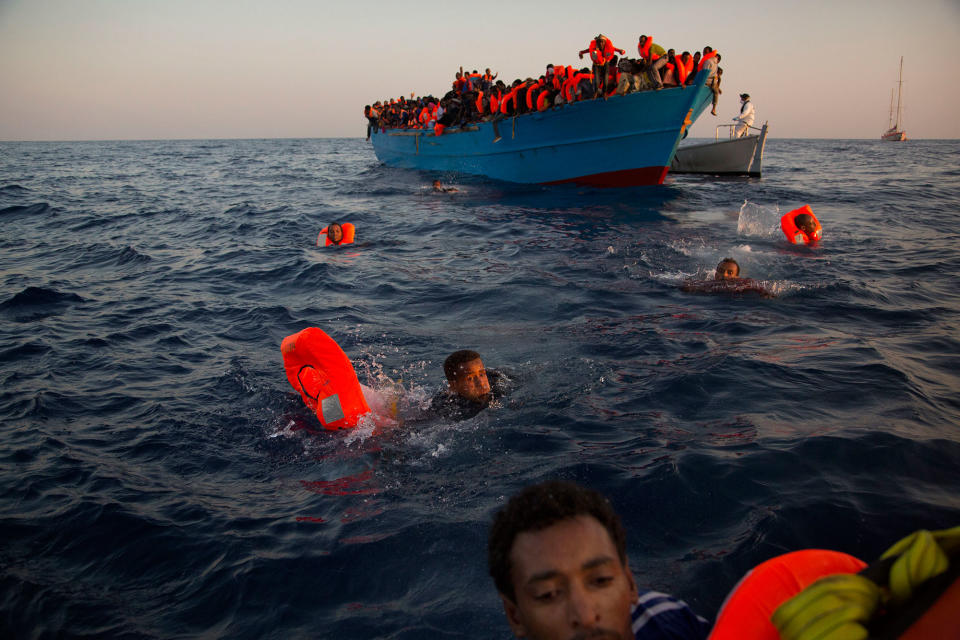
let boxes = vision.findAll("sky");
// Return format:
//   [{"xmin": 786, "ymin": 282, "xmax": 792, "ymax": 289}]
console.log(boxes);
[{"xmin": 1, "ymin": 0, "xmax": 958, "ymax": 141}]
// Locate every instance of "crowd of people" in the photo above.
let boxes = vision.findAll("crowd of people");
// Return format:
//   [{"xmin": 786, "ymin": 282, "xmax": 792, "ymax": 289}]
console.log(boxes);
[{"xmin": 363, "ymin": 34, "xmax": 722, "ymax": 138}]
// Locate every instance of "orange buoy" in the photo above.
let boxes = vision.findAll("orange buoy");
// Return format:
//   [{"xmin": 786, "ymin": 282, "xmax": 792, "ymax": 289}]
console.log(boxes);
[
  {"xmin": 281, "ymin": 327, "xmax": 370, "ymax": 430},
  {"xmin": 709, "ymin": 549, "xmax": 867, "ymax": 640}
]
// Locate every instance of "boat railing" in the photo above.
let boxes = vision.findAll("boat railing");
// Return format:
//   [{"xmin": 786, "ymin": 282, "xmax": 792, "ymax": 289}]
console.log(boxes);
[{"xmin": 715, "ymin": 124, "xmax": 763, "ymax": 140}]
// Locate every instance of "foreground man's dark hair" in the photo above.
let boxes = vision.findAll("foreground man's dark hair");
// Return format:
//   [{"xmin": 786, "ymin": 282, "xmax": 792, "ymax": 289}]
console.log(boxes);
[{"xmin": 487, "ymin": 480, "xmax": 628, "ymax": 602}]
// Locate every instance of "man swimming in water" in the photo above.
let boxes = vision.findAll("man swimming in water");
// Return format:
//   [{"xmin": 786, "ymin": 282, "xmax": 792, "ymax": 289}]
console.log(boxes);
[
  {"xmin": 429, "ymin": 349, "xmax": 508, "ymax": 421},
  {"xmin": 326, "ymin": 222, "xmax": 344, "ymax": 244},
  {"xmin": 794, "ymin": 213, "xmax": 818, "ymax": 237},
  {"xmin": 681, "ymin": 258, "xmax": 772, "ymax": 297},
  {"xmin": 714, "ymin": 258, "xmax": 739, "ymax": 280},
  {"xmin": 432, "ymin": 179, "xmax": 458, "ymax": 193},
  {"xmin": 488, "ymin": 481, "xmax": 711, "ymax": 640}
]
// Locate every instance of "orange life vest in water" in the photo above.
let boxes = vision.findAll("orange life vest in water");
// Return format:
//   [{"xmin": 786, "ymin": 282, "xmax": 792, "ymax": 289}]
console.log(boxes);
[
  {"xmin": 780, "ymin": 206, "xmax": 822, "ymax": 245},
  {"xmin": 318, "ymin": 223, "xmax": 356, "ymax": 246},
  {"xmin": 281, "ymin": 327, "xmax": 371, "ymax": 430}
]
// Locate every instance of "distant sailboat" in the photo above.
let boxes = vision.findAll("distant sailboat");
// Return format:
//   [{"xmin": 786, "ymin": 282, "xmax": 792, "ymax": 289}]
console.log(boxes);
[{"xmin": 881, "ymin": 57, "xmax": 907, "ymax": 141}]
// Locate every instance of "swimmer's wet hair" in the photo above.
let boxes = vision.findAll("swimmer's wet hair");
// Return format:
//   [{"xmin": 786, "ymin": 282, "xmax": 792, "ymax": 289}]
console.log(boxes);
[
  {"xmin": 794, "ymin": 213, "xmax": 815, "ymax": 228},
  {"xmin": 717, "ymin": 257, "xmax": 740, "ymax": 274},
  {"xmin": 488, "ymin": 480, "xmax": 628, "ymax": 602},
  {"xmin": 443, "ymin": 349, "xmax": 482, "ymax": 382}
]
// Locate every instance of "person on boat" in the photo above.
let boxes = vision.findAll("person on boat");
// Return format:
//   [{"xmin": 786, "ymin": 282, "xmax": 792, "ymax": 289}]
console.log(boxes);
[
  {"xmin": 733, "ymin": 93, "xmax": 755, "ymax": 138},
  {"xmin": 642, "ymin": 48, "xmax": 669, "ymax": 90},
  {"xmin": 637, "ymin": 34, "xmax": 653, "ymax": 60},
  {"xmin": 687, "ymin": 52, "xmax": 701, "ymax": 86},
  {"xmin": 680, "ymin": 52, "xmax": 694, "ymax": 84},
  {"xmin": 429, "ymin": 350, "xmax": 510, "ymax": 422},
  {"xmin": 615, "ymin": 57, "xmax": 644, "ymax": 95},
  {"xmin": 488, "ymin": 480, "xmax": 712, "ymax": 640},
  {"xmin": 699, "ymin": 46, "xmax": 721, "ymax": 115},
  {"xmin": 574, "ymin": 68, "xmax": 597, "ymax": 101},
  {"xmin": 637, "ymin": 35, "xmax": 666, "ymax": 62},
  {"xmin": 579, "ymin": 34, "xmax": 625, "ymax": 96},
  {"xmin": 481, "ymin": 68, "xmax": 498, "ymax": 91},
  {"xmin": 662, "ymin": 49, "xmax": 685, "ymax": 88},
  {"xmin": 453, "ymin": 70, "xmax": 466, "ymax": 94},
  {"xmin": 363, "ymin": 105, "xmax": 379, "ymax": 140}
]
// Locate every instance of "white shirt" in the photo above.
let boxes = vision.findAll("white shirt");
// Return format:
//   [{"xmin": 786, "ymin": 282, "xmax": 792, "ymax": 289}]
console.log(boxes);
[{"xmin": 736, "ymin": 100, "xmax": 755, "ymax": 126}]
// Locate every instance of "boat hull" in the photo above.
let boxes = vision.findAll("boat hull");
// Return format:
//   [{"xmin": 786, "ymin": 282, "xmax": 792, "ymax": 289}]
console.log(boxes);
[
  {"xmin": 671, "ymin": 122, "xmax": 768, "ymax": 176},
  {"xmin": 881, "ymin": 129, "xmax": 906, "ymax": 142},
  {"xmin": 371, "ymin": 73, "xmax": 713, "ymax": 187}
]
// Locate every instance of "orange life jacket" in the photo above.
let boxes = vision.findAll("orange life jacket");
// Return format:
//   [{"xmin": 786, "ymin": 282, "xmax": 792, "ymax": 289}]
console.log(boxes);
[
  {"xmin": 489, "ymin": 90, "xmax": 500, "ymax": 114},
  {"xmin": 780, "ymin": 206, "xmax": 823, "ymax": 245},
  {"xmin": 674, "ymin": 57, "xmax": 688, "ymax": 84},
  {"xmin": 698, "ymin": 50, "xmax": 717, "ymax": 70},
  {"xmin": 526, "ymin": 84, "xmax": 539, "ymax": 111},
  {"xmin": 662, "ymin": 62, "xmax": 676, "ymax": 85},
  {"xmin": 638, "ymin": 37, "xmax": 653, "ymax": 59},
  {"xmin": 501, "ymin": 87, "xmax": 520, "ymax": 114},
  {"xmin": 318, "ymin": 223, "xmax": 356, "ymax": 247},
  {"xmin": 563, "ymin": 75, "xmax": 578, "ymax": 102},
  {"xmin": 475, "ymin": 91, "xmax": 485, "ymax": 115},
  {"xmin": 575, "ymin": 72, "xmax": 594, "ymax": 99},
  {"xmin": 536, "ymin": 89, "xmax": 551, "ymax": 111},
  {"xmin": 589, "ymin": 38, "xmax": 615, "ymax": 65},
  {"xmin": 281, "ymin": 327, "xmax": 371, "ymax": 430},
  {"xmin": 550, "ymin": 69, "xmax": 564, "ymax": 91}
]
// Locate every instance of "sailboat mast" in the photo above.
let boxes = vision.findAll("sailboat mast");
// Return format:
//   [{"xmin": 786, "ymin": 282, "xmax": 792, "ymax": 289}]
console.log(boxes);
[
  {"xmin": 888, "ymin": 88, "xmax": 895, "ymax": 129},
  {"xmin": 895, "ymin": 56, "xmax": 903, "ymax": 130}
]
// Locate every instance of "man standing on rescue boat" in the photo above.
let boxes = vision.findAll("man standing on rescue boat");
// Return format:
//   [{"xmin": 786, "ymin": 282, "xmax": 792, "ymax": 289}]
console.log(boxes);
[{"xmin": 733, "ymin": 93, "xmax": 754, "ymax": 138}]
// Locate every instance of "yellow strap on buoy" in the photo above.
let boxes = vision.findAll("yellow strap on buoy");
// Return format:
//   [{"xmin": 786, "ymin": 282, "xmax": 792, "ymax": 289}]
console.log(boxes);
[
  {"xmin": 881, "ymin": 528, "xmax": 952, "ymax": 603},
  {"xmin": 772, "ymin": 574, "xmax": 880, "ymax": 640}
]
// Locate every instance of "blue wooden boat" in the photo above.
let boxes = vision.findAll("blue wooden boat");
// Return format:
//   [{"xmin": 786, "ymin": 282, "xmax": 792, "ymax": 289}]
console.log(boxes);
[{"xmin": 370, "ymin": 71, "xmax": 713, "ymax": 187}]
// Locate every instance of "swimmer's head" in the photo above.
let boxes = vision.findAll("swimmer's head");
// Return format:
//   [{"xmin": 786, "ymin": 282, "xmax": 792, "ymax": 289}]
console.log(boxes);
[
  {"xmin": 433, "ymin": 180, "xmax": 443, "ymax": 190},
  {"xmin": 327, "ymin": 223, "xmax": 344, "ymax": 244},
  {"xmin": 715, "ymin": 258, "xmax": 740, "ymax": 280},
  {"xmin": 444, "ymin": 350, "xmax": 491, "ymax": 403},
  {"xmin": 794, "ymin": 213, "xmax": 817, "ymax": 235}
]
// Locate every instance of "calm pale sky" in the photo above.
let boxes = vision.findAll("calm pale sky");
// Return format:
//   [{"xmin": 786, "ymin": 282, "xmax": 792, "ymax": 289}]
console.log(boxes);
[{"xmin": 1, "ymin": 0, "xmax": 957, "ymax": 141}]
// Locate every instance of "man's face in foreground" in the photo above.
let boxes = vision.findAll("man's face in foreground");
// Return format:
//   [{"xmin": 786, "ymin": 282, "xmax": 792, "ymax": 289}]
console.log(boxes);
[{"xmin": 502, "ymin": 515, "xmax": 638, "ymax": 640}]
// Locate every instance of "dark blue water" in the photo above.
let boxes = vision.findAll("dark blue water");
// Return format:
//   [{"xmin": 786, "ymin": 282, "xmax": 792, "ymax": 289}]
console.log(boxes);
[{"xmin": 2, "ymin": 137, "xmax": 959, "ymax": 639}]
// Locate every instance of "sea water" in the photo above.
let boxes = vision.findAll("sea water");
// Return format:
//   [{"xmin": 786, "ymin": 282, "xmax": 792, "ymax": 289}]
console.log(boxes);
[{"xmin": 2, "ymin": 137, "xmax": 959, "ymax": 638}]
